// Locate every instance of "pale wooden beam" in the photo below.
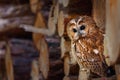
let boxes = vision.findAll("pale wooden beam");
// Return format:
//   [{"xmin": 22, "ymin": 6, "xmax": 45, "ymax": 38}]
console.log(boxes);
[{"xmin": 104, "ymin": 0, "xmax": 120, "ymax": 65}]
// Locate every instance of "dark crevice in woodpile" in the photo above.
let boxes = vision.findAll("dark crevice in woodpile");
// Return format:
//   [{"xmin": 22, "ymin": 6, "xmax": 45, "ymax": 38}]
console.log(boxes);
[
  {"xmin": 66, "ymin": 0, "xmax": 92, "ymax": 15},
  {"xmin": 46, "ymin": 36, "xmax": 64, "ymax": 80}
]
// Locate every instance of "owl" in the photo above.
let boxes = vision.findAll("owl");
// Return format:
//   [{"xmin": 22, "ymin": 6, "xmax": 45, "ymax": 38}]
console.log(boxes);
[{"xmin": 67, "ymin": 16, "xmax": 108, "ymax": 77}]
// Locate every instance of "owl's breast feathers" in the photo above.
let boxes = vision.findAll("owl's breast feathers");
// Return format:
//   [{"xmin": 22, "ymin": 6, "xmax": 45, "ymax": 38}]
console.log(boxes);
[{"xmin": 73, "ymin": 28, "xmax": 107, "ymax": 76}]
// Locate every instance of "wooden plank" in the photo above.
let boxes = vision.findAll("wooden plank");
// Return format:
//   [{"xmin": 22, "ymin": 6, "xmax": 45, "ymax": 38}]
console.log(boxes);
[{"xmin": 104, "ymin": 0, "xmax": 120, "ymax": 65}]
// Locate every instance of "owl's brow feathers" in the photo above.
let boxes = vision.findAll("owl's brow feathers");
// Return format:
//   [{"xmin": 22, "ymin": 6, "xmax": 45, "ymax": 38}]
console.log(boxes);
[{"xmin": 69, "ymin": 17, "xmax": 84, "ymax": 27}]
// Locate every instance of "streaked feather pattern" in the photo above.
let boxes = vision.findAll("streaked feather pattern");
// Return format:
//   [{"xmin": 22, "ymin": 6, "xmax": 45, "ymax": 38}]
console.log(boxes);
[{"xmin": 67, "ymin": 16, "xmax": 108, "ymax": 77}]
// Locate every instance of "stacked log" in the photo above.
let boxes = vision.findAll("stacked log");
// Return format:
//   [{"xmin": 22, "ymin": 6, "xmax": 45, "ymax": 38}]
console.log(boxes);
[
  {"xmin": 5, "ymin": 41, "xmax": 14, "ymax": 80},
  {"xmin": 31, "ymin": 60, "xmax": 41, "ymax": 80},
  {"xmin": 104, "ymin": 0, "xmax": 120, "ymax": 65}
]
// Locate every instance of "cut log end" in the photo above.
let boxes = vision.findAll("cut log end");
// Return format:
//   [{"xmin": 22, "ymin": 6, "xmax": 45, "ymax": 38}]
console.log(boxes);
[
  {"xmin": 58, "ymin": 11, "xmax": 70, "ymax": 37},
  {"xmin": 38, "ymin": 38, "xmax": 49, "ymax": 79},
  {"xmin": 31, "ymin": 60, "xmax": 39, "ymax": 80},
  {"xmin": 60, "ymin": 37, "xmax": 71, "ymax": 58},
  {"xmin": 30, "ymin": 0, "xmax": 42, "ymax": 13}
]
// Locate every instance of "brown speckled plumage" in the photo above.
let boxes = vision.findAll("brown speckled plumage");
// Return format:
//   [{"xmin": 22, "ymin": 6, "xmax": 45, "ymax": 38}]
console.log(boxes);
[{"xmin": 67, "ymin": 16, "xmax": 107, "ymax": 77}]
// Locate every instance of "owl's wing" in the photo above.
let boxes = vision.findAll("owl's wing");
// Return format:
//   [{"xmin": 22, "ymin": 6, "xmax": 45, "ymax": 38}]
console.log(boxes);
[{"xmin": 75, "ymin": 38, "xmax": 107, "ymax": 76}]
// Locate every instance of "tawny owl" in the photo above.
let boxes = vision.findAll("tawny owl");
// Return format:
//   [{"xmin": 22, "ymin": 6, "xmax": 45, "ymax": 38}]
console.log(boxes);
[{"xmin": 67, "ymin": 16, "xmax": 108, "ymax": 77}]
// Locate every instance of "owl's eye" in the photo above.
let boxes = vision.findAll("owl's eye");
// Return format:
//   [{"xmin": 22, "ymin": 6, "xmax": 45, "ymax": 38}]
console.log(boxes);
[
  {"xmin": 80, "ymin": 25, "xmax": 85, "ymax": 30},
  {"xmin": 72, "ymin": 28, "xmax": 77, "ymax": 33}
]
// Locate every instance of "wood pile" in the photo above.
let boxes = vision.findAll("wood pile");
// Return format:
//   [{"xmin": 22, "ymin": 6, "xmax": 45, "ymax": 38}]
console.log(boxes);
[
  {"xmin": 24, "ymin": 0, "xmax": 92, "ymax": 79},
  {"xmin": 0, "ymin": 0, "xmax": 120, "ymax": 80},
  {"xmin": 0, "ymin": 37, "xmax": 64, "ymax": 80}
]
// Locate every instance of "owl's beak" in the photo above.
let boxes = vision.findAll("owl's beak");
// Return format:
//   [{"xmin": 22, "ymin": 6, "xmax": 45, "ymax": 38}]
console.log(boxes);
[
  {"xmin": 79, "ymin": 30, "xmax": 86, "ymax": 37},
  {"xmin": 78, "ymin": 31, "xmax": 82, "ymax": 37}
]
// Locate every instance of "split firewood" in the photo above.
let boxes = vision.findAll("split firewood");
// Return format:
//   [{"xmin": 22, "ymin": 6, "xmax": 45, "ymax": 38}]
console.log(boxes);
[
  {"xmin": 32, "ymin": 12, "xmax": 46, "ymax": 47},
  {"xmin": 20, "ymin": 3, "xmax": 57, "ymax": 36},
  {"xmin": 58, "ymin": 11, "xmax": 70, "ymax": 37},
  {"xmin": 30, "ymin": 0, "xmax": 42, "ymax": 13},
  {"xmin": 57, "ymin": 11, "xmax": 66, "ymax": 37},
  {"xmin": 5, "ymin": 41, "xmax": 14, "ymax": 80},
  {"xmin": 32, "ymin": 12, "xmax": 49, "ymax": 79},
  {"xmin": 64, "ymin": 56, "xmax": 79, "ymax": 79},
  {"xmin": 58, "ymin": 0, "xmax": 69, "ymax": 7},
  {"xmin": 47, "ymin": 4, "xmax": 57, "ymax": 35},
  {"xmin": 62, "ymin": 0, "xmax": 69, "ymax": 7},
  {"xmin": 92, "ymin": 0, "xmax": 105, "ymax": 29},
  {"xmin": 60, "ymin": 37, "xmax": 71, "ymax": 58},
  {"xmin": 54, "ymin": 1, "xmax": 59, "ymax": 23},
  {"xmin": 38, "ymin": 38, "xmax": 49, "ymax": 79},
  {"xmin": 104, "ymin": 0, "xmax": 120, "ymax": 65},
  {"xmin": 31, "ymin": 60, "xmax": 39, "ymax": 80},
  {"xmin": 64, "ymin": 56, "xmax": 70, "ymax": 76}
]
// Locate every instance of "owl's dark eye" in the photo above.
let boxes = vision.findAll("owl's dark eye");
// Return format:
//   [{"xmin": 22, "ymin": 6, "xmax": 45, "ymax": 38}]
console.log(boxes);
[
  {"xmin": 72, "ymin": 28, "xmax": 77, "ymax": 33},
  {"xmin": 80, "ymin": 25, "xmax": 85, "ymax": 30}
]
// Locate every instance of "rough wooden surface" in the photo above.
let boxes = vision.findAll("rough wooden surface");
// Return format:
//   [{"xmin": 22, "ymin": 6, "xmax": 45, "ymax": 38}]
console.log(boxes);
[
  {"xmin": 31, "ymin": 60, "xmax": 39, "ymax": 80},
  {"xmin": 30, "ymin": 0, "xmax": 40, "ymax": 13},
  {"xmin": 104, "ymin": 0, "xmax": 120, "ymax": 65},
  {"xmin": 5, "ymin": 42, "xmax": 14, "ymax": 80},
  {"xmin": 38, "ymin": 38, "xmax": 49, "ymax": 79},
  {"xmin": 58, "ymin": 11, "xmax": 68, "ymax": 37},
  {"xmin": 32, "ymin": 12, "xmax": 49, "ymax": 79},
  {"xmin": 92, "ymin": 0, "xmax": 106, "ymax": 29},
  {"xmin": 60, "ymin": 37, "xmax": 71, "ymax": 58}
]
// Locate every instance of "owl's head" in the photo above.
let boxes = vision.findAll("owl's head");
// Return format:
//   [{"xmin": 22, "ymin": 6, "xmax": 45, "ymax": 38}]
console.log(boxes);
[{"xmin": 67, "ymin": 16, "xmax": 97, "ymax": 41}]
